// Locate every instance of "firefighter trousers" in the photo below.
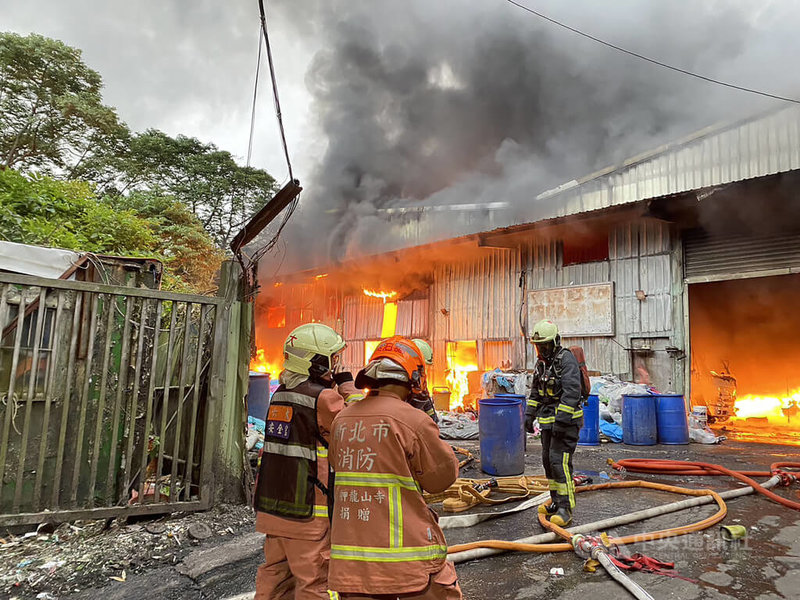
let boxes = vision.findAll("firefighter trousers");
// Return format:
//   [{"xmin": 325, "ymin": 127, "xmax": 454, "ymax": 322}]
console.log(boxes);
[
  {"xmin": 255, "ymin": 534, "xmax": 333, "ymax": 600},
  {"xmin": 541, "ymin": 425, "xmax": 580, "ymax": 510}
]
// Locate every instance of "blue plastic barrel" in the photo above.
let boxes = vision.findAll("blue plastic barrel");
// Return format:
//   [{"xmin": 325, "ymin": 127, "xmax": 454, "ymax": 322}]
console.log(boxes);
[
  {"xmin": 248, "ymin": 372, "xmax": 271, "ymax": 420},
  {"xmin": 655, "ymin": 394, "xmax": 689, "ymax": 445},
  {"xmin": 622, "ymin": 394, "xmax": 657, "ymax": 446},
  {"xmin": 479, "ymin": 396, "xmax": 525, "ymax": 476},
  {"xmin": 578, "ymin": 394, "xmax": 600, "ymax": 446}
]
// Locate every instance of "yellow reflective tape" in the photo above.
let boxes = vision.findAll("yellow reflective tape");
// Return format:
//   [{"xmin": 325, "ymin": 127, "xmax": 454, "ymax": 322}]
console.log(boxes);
[
  {"xmin": 556, "ymin": 404, "xmax": 575, "ymax": 414},
  {"xmin": 314, "ymin": 504, "xmax": 329, "ymax": 518},
  {"xmin": 346, "ymin": 393, "xmax": 365, "ymax": 403},
  {"xmin": 335, "ymin": 472, "xmax": 418, "ymax": 490},
  {"xmin": 327, "ymin": 592, "xmax": 340, "ymax": 600},
  {"xmin": 562, "ymin": 452, "xmax": 575, "ymax": 509},
  {"xmin": 395, "ymin": 486, "xmax": 403, "ymax": 548},
  {"xmin": 316, "ymin": 446, "xmax": 328, "ymax": 458},
  {"xmin": 538, "ymin": 416, "xmax": 555, "ymax": 424},
  {"xmin": 330, "ymin": 544, "xmax": 448, "ymax": 562},
  {"xmin": 527, "ymin": 399, "xmax": 539, "ymax": 407},
  {"xmin": 572, "ymin": 410, "xmax": 584, "ymax": 419}
]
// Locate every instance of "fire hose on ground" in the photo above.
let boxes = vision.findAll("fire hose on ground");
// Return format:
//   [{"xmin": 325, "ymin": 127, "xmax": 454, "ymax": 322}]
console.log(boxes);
[{"xmin": 445, "ymin": 460, "xmax": 800, "ymax": 599}]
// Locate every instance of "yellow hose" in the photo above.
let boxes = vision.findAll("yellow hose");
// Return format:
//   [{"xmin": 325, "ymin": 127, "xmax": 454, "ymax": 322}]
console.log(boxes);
[{"xmin": 447, "ymin": 480, "xmax": 727, "ymax": 555}]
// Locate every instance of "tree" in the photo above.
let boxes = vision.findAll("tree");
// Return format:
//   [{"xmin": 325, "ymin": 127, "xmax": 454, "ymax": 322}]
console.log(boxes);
[
  {"xmin": 105, "ymin": 130, "xmax": 278, "ymax": 248},
  {"xmin": 0, "ymin": 32, "xmax": 128, "ymax": 175},
  {"xmin": 0, "ymin": 168, "xmax": 224, "ymax": 293}
]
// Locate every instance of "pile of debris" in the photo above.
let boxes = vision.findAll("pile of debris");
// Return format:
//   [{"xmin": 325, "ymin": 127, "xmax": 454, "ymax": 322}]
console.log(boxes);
[{"xmin": 0, "ymin": 504, "xmax": 254, "ymax": 599}]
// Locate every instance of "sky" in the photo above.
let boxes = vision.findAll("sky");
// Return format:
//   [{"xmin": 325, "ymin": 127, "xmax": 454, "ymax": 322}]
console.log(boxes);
[{"xmin": 4, "ymin": 1, "xmax": 800, "ymax": 268}]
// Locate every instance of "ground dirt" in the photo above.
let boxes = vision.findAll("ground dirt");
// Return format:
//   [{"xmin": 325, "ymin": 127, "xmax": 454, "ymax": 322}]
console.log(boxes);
[{"xmin": 3, "ymin": 440, "xmax": 800, "ymax": 599}]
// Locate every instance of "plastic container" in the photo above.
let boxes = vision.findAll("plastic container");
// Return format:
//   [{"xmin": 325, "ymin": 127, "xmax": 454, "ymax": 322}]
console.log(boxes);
[
  {"xmin": 248, "ymin": 372, "xmax": 271, "ymax": 420},
  {"xmin": 578, "ymin": 394, "xmax": 600, "ymax": 446},
  {"xmin": 478, "ymin": 396, "xmax": 525, "ymax": 476},
  {"xmin": 655, "ymin": 394, "xmax": 689, "ymax": 445},
  {"xmin": 622, "ymin": 394, "xmax": 657, "ymax": 446},
  {"xmin": 691, "ymin": 406, "xmax": 708, "ymax": 428},
  {"xmin": 432, "ymin": 387, "xmax": 451, "ymax": 412}
]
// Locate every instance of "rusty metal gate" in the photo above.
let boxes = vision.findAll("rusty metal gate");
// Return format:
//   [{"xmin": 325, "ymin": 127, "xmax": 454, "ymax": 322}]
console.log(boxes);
[{"xmin": 0, "ymin": 272, "xmax": 225, "ymax": 526}]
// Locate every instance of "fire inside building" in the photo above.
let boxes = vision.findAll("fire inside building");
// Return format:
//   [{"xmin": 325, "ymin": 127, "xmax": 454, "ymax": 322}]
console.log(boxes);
[{"xmin": 249, "ymin": 105, "xmax": 800, "ymax": 445}]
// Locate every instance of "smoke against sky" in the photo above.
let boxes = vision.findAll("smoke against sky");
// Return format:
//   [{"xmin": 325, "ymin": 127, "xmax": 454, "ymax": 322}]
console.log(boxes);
[
  {"xmin": 256, "ymin": 0, "xmax": 800, "ymax": 269},
  {"xmin": 4, "ymin": 1, "xmax": 800, "ymax": 270}
]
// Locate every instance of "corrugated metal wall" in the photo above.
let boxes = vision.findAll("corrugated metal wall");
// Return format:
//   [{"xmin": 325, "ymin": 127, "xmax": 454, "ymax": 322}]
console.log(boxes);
[
  {"xmin": 429, "ymin": 249, "xmax": 523, "ymax": 385},
  {"xmin": 524, "ymin": 221, "xmax": 673, "ymax": 378}
]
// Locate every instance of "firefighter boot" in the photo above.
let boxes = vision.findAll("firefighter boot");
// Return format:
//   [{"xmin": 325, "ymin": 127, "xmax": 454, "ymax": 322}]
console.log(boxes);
[
  {"xmin": 549, "ymin": 507, "xmax": 572, "ymax": 527},
  {"xmin": 538, "ymin": 492, "xmax": 559, "ymax": 517}
]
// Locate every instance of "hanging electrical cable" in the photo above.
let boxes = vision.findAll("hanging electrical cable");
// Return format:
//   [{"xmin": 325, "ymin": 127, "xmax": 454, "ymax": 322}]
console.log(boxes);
[
  {"xmin": 246, "ymin": 28, "xmax": 263, "ymax": 168},
  {"xmin": 504, "ymin": 0, "xmax": 800, "ymax": 105}
]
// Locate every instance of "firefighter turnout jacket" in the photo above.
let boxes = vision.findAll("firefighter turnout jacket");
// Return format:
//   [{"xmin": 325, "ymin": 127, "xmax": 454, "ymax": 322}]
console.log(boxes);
[
  {"xmin": 255, "ymin": 371, "xmax": 359, "ymax": 540},
  {"xmin": 527, "ymin": 347, "xmax": 583, "ymax": 430},
  {"xmin": 328, "ymin": 389, "xmax": 459, "ymax": 595}
]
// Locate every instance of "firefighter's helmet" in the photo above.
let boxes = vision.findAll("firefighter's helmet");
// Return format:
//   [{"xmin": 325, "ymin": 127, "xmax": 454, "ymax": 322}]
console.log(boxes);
[
  {"xmin": 361, "ymin": 336, "xmax": 427, "ymax": 393},
  {"xmin": 412, "ymin": 339, "xmax": 434, "ymax": 365},
  {"xmin": 283, "ymin": 323, "xmax": 345, "ymax": 377},
  {"xmin": 531, "ymin": 320, "xmax": 560, "ymax": 344}
]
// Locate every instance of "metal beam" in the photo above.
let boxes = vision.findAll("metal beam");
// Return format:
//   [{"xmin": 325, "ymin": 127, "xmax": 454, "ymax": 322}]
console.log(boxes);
[{"xmin": 230, "ymin": 179, "xmax": 302, "ymax": 252}]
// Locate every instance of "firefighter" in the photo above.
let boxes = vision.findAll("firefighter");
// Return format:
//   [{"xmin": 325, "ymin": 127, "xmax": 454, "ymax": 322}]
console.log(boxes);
[
  {"xmin": 328, "ymin": 337, "xmax": 462, "ymax": 599},
  {"xmin": 524, "ymin": 320, "xmax": 583, "ymax": 526},
  {"xmin": 254, "ymin": 323, "xmax": 360, "ymax": 600},
  {"xmin": 411, "ymin": 339, "xmax": 438, "ymax": 423}
]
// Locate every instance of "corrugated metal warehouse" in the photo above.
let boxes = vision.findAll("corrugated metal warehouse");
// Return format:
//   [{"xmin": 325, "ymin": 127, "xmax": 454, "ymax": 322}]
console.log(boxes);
[{"xmin": 253, "ymin": 104, "xmax": 800, "ymax": 443}]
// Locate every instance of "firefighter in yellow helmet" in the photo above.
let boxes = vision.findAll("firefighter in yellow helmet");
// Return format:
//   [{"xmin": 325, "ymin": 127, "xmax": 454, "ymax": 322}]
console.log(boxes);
[
  {"xmin": 254, "ymin": 323, "xmax": 360, "ymax": 599},
  {"xmin": 410, "ymin": 339, "xmax": 438, "ymax": 423},
  {"xmin": 525, "ymin": 320, "xmax": 583, "ymax": 526},
  {"xmin": 328, "ymin": 337, "xmax": 461, "ymax": 599}
]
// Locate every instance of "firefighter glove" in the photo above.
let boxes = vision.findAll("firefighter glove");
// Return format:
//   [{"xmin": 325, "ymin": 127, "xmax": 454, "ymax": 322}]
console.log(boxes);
[
  {"xmin": 525, "ymin": 406, "xmax": 537, "ymax": 433},
  {"xmin": 333, "ymin": 371, "xmax": 354, "ymax": 385}
]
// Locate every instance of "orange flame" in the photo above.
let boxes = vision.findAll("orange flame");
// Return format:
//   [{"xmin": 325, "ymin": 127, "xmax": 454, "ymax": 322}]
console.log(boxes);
[
  {"xmin": 250, "ymin": 348, "xmax": 281, "ymax": 377},
  {"xmin": 731, "ymin": 388, "xmax": 800, "ymax": 428},
  {"xmin": 363, "ymin": 289, "xmax": 398, "ymax": 301},
  {"xmin": 315, "ymin": 273, "xmax": 329, "ymax": 280},
  {"xmin": 446, "ymin": 341, "xmax": 479, "ymax": 411}
]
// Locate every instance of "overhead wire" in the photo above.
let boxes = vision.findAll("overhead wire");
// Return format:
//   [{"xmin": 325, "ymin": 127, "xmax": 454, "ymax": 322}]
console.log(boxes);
[
  {"xmin": 257, "ymin": 0, "xmax": 295, "ymax": 181},
  {"xmin": 246, "ymin": 27, "xmax": 263, "ymax": 168},
  {"xmin": 504, "ymin": 0, "xmax": 800, "ymax": 105}
]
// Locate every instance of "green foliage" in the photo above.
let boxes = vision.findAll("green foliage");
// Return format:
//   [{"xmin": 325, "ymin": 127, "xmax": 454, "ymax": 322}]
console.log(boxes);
[
  {"xmin": 0, "ymin": 169, "xmax": 224, "ymax": 292},
  {"xmin": 0, "ymin": 168, "xmax": 153, "ymax": 252},
  {"xmin": 0, "ymin": 32, "xmax": 128, "ymax": 175},
  {"xmin": 0, "ymin": 32, "xmax": 276, "ymax": 287},
  {"xmin": 105, "ymin": 130, "xmax": 278, "ymax": 248}
]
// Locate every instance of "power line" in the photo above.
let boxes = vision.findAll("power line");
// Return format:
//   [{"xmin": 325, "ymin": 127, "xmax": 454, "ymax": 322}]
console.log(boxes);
[
  {"xmin": 257, "ymin": 0, "xmax": 295, "ymax": 180},
  {"xmin": 504, "ymin": 0, "xmax": 800, "ymax": 105},
  {"xmin": 246, "ymin": 27, "xmax": 263, "ymax": 167}
]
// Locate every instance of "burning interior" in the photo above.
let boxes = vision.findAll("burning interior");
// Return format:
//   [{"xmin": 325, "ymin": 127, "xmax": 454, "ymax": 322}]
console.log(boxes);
[{"xmin": 689, "ymin": 273, "xmax": 800, "ymax": 444}]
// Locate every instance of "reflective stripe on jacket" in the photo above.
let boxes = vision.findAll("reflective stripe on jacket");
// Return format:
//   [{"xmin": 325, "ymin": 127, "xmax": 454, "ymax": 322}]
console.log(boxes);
[{"xmin": 527, "ymin": 347, "xmax": 583, "ymax": 429}]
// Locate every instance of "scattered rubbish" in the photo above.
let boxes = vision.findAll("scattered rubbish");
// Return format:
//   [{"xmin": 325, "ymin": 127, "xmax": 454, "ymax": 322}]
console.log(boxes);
[
  {"xmin": 109, "ymin": 570, "xmax": 127, "ymax": 582},
  {"xmin": 187, "ymin": 523, "xmax": 213, "ymax": 541},
  {"xmin": 247, "ymin": 416, "xmax": 266, "ymax": 450},
  {"xmin": 145, "ymin": 522, "xmax": 167, "ymax": 535},
  {"xmin": 550, "ymin": 567, "xmax": 565, "ymax": 577},
  {"xmin": 36, "ymin": 593, "xmax": 57, "ymax": 600},
  {"xmin": 438, "ymin": 411, "xmax": 479, "ymax": 440},
  {"xmin": 36, "ymin": 523, "xmax": 56, "ymax": 536},
  {"xmin": 0, "ymin": 504, "xmax": 253, "ymax": 599},
  {"xmin": 599, "ymin": 421, "xmax": 623, "ymax": 443},
  {"xmin": 720, "ymin": 525, "xmax": 748, "ymax": 541}
]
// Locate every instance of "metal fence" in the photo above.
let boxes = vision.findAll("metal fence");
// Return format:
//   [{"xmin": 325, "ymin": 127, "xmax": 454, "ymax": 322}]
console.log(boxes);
[{"xmin": 0, "ymin": 272, "xmax": 225, "ymax": 526}]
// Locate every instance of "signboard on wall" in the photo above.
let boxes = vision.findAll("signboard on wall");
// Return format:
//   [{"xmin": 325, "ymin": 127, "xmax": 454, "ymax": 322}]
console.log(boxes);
[{"xmin": 528, "ymin": 283, "xmax": 615, "ymax": 337}]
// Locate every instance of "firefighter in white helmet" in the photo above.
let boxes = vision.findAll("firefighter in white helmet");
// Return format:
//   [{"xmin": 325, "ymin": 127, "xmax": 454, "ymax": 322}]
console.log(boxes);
[
  {"xmin": 254, "ymin": 323, "xmax": 360, "ymax": 599},
  {"xmin": 411, "ymin": 339, "xmax": 438, "ymax": 423}
]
